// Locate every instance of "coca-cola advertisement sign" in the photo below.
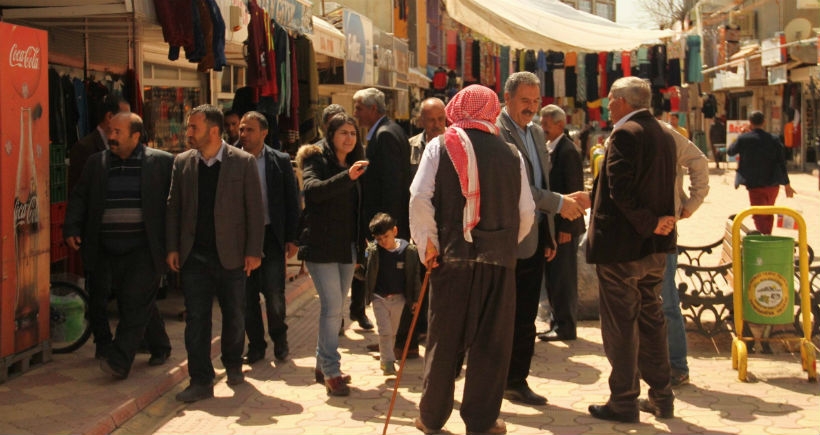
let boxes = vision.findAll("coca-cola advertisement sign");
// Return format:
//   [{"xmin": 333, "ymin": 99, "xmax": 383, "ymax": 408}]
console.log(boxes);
[
  {"xmin": 9, "ymin": 44, "xmax": 41, "ymax": 70},
  {"xmin": 0, "ymin": 22, "xmax": 50, "ymax": 359},
  {"xmin": 7, "ymin": 25, "xmax": 43, "ymax": 99}
]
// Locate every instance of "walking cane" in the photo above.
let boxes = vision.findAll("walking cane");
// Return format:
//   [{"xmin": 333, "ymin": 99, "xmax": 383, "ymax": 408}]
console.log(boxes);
[{"xmin": 382, "ymin": 265, "xmax": 433, "ymax": 435}]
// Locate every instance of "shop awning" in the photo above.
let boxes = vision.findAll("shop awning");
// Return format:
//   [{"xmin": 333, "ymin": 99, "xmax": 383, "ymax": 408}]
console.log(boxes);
[
  {"xmin": 309, "ymin": 15, "xmax": 345, "ymax": 59},
  {"xmin": 446, "ymin": 0, "xmax": 674, "ymax": 52}
]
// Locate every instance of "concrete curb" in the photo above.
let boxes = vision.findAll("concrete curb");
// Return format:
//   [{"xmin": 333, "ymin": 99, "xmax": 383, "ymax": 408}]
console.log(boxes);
[{"xmin": 80, "ymin": 273, "xmax": 314, "ymax": 435}]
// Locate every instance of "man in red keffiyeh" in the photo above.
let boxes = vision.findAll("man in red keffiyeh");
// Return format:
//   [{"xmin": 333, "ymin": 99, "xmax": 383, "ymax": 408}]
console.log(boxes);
[{"xmin": 409, "ymin": 85, "xmax": 535, "ymax": 435}]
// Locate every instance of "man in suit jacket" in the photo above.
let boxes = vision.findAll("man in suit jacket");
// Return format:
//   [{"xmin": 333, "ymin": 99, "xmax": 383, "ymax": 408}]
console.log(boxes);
[
  {"xmin": 353, "ymin": 87, "xmax": 411, "ymax": 238},
  {"xmin": 538, "ymin": 104, "xmax": 586, "ymax": 342},
  {"xmin": 237, "ymin": 111, "xmax": 300, "ymax": 364},
  {"xmin": 585, "ymin": 77, "xmax": 677, "ymax": 422},
  {"xmin": 68, "ymin": 95, "xmax": 130, "ymax": 190},
  {"xmin": 352, "ymin": 88, "xmax": 411, "ymax": 330},
  {"xmin": 64, "ymin": 112, "xmax": 173, "ymax": 379},
  {"xmin": 409, "ymin": 97, "xmax": 447, "ymax": 179},
  {"xmin": 166, "ymin": 105, "xmax": 265, "ymax": 403},
  {"xmin": 496, "ymin": 72, "xmax": 585, "ymax": 406}
]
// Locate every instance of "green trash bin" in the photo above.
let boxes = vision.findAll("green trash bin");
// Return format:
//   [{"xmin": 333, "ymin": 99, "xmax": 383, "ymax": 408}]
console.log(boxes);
[
  {"xmin": 50, "ymin": 293, "xmax": 85, "ymax": 343},
  {"xmin": 741, "ymin": 235, "xmax": 794, "ymax": 324}
]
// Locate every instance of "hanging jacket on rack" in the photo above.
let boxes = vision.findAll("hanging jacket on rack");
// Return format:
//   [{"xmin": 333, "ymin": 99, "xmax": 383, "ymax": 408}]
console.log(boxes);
[{"xmin": 153, "ymin": 0, "xmax": 195, "ymax": 61}]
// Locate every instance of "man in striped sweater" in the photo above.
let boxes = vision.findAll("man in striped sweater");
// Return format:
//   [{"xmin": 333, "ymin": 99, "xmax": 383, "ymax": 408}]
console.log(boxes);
[{"xmin": 65, "ymin": 112, "xmax": 174, "ymax": 379}]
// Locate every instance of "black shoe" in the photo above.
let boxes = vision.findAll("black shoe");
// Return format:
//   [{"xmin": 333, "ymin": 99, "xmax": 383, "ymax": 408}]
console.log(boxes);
[
  {"xmin": 273, "ymin": 340, "xmax": 289, "ymax": 361},
  {"xmin": 100, "ymin": 359, "xmax": 128, "ymax": 380},
  {"xmin": 351, "ymin": 313, "xmax": 374, "ymax": 330},
  {"xmin": 366, "ymin": 343, "xmax": 380, "ymax": 352},
  {"xmin": 244, "ymin": 350, "xmax": 265, "ymax": 365},
  {"xmin": 175, "ymin": 384, "xmax": 214, "ymax": 403},
  {"xmin": 226, "ymin": 367, "xmax": 245, "ymax": 386},
  {"xmin": 95, "ymin": 343, "xmax": 112, "ymax": 361},
  {"xmin": 503, "ymin": 384, "xmax": 547, "ymax": 405},
  {"xmin": 148, "ymin": 351, "xmax": 171, "ymax": 366},
  {"xmin": 638, "ymin": 398, "xmax": 674, "ymax": 419},
  {"xmin": 588, "ymin": 404, "xmax": 639, "ymax": 423},
  {"xmin": 537, "ymin": 330, "xmax": 577, "ymax": 342}
]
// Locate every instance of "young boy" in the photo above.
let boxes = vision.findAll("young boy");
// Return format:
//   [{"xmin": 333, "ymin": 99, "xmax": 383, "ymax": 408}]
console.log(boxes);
[{"xmin": 364, "ymin": 213, "xmax": 421, "ymax": 375}]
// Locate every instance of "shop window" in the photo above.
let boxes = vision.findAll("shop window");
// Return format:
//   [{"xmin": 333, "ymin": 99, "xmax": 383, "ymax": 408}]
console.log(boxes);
[{"xmin": 143, "ymin": 86, "xmax": 203, "ymax": 154}]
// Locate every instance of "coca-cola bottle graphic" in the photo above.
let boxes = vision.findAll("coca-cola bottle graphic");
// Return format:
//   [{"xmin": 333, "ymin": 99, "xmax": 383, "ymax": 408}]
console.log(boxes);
[{"xmin": 14, "ymin": 105, "xmax": 40, "ymax": 352}]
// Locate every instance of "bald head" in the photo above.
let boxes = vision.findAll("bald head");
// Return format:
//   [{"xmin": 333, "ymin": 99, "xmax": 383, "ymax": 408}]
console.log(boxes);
[
  {"xmin": 108, "ymin": 112, "xmax": 144, "ymax": 159},
  {"xmin": 419, "ymin": 98, "xmax": 446, "ymax": 140}
]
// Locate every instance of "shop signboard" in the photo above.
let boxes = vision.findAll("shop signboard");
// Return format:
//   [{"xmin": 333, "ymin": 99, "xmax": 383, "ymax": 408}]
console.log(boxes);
[
  {"xmin": 761, "ymin": 37, "xmax": 784, "ymax": 67},
  {"xmin": 769, "ymin": 64, "xmax": 788, "ymax": 85},
  {"xmin": 311, "ymin": 16, "xmax": 345, "ymax": 59},
  {"xmin": 344, "ymin": 9, "xmax": 374, "ymax": 86},
  {"xmin": 394, "ymin": 38, "xmax": 409, "ymax": 89},
  {"xmin": 375, "ymin": 30, "xmax": 394, "ymax": 88},
  {"xmin": 270, "ymin": 0, "xmax": 313, "ymax": 34},
  {"xmin": 726, "ymin": 120, "xmax": 747, "ymax": 163},
  {"xmin": 0, "ymin": 22, "xmax": 51, "ymax": 358}
]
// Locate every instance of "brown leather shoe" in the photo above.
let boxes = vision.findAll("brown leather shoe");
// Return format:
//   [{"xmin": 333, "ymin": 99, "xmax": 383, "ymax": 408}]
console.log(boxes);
[
  {"xmin": 638, "ymin": 398, "xmax": 674, "ymax": 419},
  {"xmin": 324, "ymin": 376, "xmax": 350, "ymax": 396},
  {"xmin": 314, "ymin": 368, "xmax": 351, "ymax": 385},
  {"xmin": 467, "ymin": 419, "xmax": 507, "ymax": 434}
]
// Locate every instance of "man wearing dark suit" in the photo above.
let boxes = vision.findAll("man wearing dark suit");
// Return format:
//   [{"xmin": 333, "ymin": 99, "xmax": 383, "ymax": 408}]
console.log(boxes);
[
  {"xmin": 585, "ymin": 77, "xmax": 677, "ymax": 422},
  {"xmin": 496, "ymin": 72, "xmax": 585, "ymax": 406},
  {"xmin": 64, "ymin": 112, "xmax": 173, "ymax": 379},
  {"xmin": 238, "ymin": 111, "xmax": 300, "ymax": 364},
  {"xmin": 352, "ymin": 88, "xmax": 411, "ymax": 330},
  {"xmin": 166, "ymin": 105, "xmax": 265, "ymax": 403},
  {"xmin": 353, "ymin": 87, "xmax": 412, "ymax": 238},
  {"xmin": 69, "ymin": 96, "xmax": 130, "ymax": 190},
  {"xmin": 538, "ymin": 105, "xmax": 585, "ymax": 342}
]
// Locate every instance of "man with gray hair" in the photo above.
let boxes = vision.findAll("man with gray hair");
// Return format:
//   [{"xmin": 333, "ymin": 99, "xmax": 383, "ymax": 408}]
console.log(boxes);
[
  {"xmin": 353, "ymin": 88, "xmax": 411, "ymax": 239},
  {"xmin": 497, "ymin": 72, "xmax": 586, "ymax": 406},
  {"xmin": 583, "ymin": 76, "xmax": 677, "ymax": 422},
  {"xmin": 538, "ymin": 104, "xmax": 585, "ymax": 342},
  {"xmin": 409, "ymin": 97, "xmax": 447, "ymax": 178},
  {"xmin": 353, "ymin": 89, "xmax": 411, "ymax": 331}
]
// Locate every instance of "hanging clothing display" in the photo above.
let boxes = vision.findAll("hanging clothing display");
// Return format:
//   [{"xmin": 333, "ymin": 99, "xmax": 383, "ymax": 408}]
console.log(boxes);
[
  {"xmin": 686, "ymin": 35, "xmax": 703, "ymax": 83},
  {"xmin": 152, "ymin": 0, "xmax": 226, "ymax": 72}
]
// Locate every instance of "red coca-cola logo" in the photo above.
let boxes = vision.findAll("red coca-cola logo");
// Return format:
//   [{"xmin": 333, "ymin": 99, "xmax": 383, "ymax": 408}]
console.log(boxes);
[{"xmin": 7, "ymin": 25, "xmax": 44, "ymax": 99}]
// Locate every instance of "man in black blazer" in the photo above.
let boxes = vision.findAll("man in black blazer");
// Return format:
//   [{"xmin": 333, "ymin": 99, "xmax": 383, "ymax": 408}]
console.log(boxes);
[
  {"xmin": 68, "ymin": 95, "xmax": 130, "ymax": 190},
  {"xmin": 352, "ymin": 88, "xmax": 411, "ymax": 330},
  {"xmin": 238, "ymin": 111, "xmax": 300, "ymax": 364},
  {"xmin": 353, "ymin": 88, "xmax": 411, "ymax": 238},
  {"xmin": 496, "ymin": 72, "xmax": 585, "ymax": 406},
  {"xmin": 539, "ymin": 105, "xmax": 585, "ymax": 342},
  {"xmin": 166, "ymin": 105, "xmax": 265, "ymax": 403},
  {"xmin": 64, "ymin": 112, "xmax": 173, "ymax": 379},
  {"xmin": 585, "ymin": 77, "xmax": 677, "ymax": 422}
]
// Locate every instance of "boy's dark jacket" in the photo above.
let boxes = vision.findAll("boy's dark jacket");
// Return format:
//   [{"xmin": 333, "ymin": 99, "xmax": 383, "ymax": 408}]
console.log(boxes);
[{"xmin": 362, "ymin": 241, "xmax": 421, "ymax": 306}]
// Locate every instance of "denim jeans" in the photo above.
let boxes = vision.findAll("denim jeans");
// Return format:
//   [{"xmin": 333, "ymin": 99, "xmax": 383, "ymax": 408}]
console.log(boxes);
[
  {"xmin": 661, "ymin": 253, "xmax": 688, "ymax": 374},
  {"xmin": 181, "ymin": 254, "xmax": 247, "ymax": 385},
  {"xmin": 306, "ymin": 260, "xmax": 355, "ymax": 379}
]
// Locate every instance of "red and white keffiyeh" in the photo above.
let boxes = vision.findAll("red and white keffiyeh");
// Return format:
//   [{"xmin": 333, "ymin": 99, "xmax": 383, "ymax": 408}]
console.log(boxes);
[{"xmin": 443, "ymin": 85, "xmax": 501, "ymax": 242}]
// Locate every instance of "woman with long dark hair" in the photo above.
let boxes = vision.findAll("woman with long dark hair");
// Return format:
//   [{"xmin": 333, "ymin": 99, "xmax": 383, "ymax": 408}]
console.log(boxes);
[{"xmin": 295, "ymin": 114, "xmax": 368, "ymax": 396}]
